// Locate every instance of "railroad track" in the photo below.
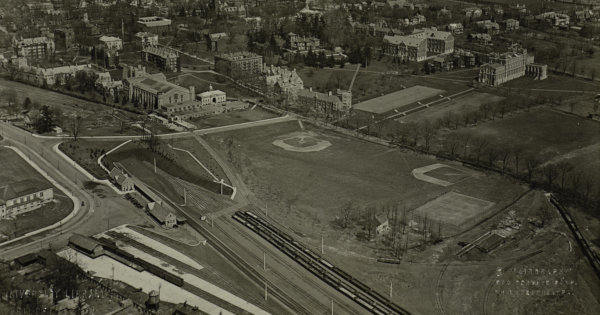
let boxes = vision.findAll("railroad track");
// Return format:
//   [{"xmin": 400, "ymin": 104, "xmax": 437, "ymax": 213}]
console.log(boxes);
[
  {"xmin": 234, "ymin": 210, "xmax": 412, "ymax": 315},
  {"xmin": 213, "ymin": 217, "xmax": 346, "ymax": 314}
]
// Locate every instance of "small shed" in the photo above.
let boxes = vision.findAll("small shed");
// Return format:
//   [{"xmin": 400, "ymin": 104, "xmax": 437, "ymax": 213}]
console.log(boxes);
[
  {"xmin": 115, "ymin": 174, "xmax": 135, "ymax": 192},
  {"xmin": 15, "ymin": 253, "xmax": 39, "ymax": 267}
]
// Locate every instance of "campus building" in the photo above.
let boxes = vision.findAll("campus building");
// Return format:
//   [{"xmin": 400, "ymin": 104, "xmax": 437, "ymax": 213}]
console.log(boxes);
[
  {"xmin": 478, "ymin": 46, "xmax": 547, "ymax": 86},
  {"xmin": 141, "ymin": 46, "xmax": 180, "ymax": 72},
  {"xmin": 382, "ymin": 28, "xmax": 453, "ymax": 61},
  {"xmin": 12, "ymin": 36, "xmax": 55, "ymax": 58},
  {"xmin": 296, "ymin": 88, "xmax": 351, "ymax": 115},
  {"xmin": 137, "ymin": 16, "xmax": 172, "ymax": 34},
  {"xmin": 214, "ymin": 51, "xmax": 263, "ymax": 77},
  {"xmin": 160, "ymin": 85, "xmax": 248, "ymax": 120},
  {"xmin": 17, "ymin": 63, "xmax": 94, "ymax": 87},
  {"xmin": 135, "ymin": 32, "xmax": 159, "ymax": 48},
  {"xmin": 54, "ymin": 28, "xmax": 74, "ymax": 50},
  {"xmin": 0, "ymin": 180, "xmax": 54, "ymax": 219},
  {"xmin": 99, "ymin": 35, "xmax": 123, "ymax": 51},
  {"xmin": 264, "ymin": 64, "xmax": 304, "ymax": 98},
  {"xmin": 127, "ymin": 72, "xmax": 191, "ymax": 110}
]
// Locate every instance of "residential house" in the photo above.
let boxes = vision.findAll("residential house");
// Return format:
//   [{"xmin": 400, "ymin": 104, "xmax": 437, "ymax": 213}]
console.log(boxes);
[
  {"xmin": 375, "ymin": 214, "xmax": 390, "ymax": 235},
  {"xmin": 447, "ymin": 23, "xmax": 464, "ymax": 35},
  {"xmin": 464, "ymin": 7, "xmax": 482, "ymax": 18},
  {"xmin": 476, "ymin": 20, "xmax": 500, "ymax": 35},
  {"xmin": 0, "ymin": 180, "xmax": 54, "ymax": 219},
  {"xmin": 469, "ymin": 33, "xmax": 492, "ymax": 45},
  {"xmin": 501, "ymin": 19, "xmax": 519, "ymax": 32},
  {"xmin": 382, "ymin": 35, "xmax": 428, "ymax": 62},
  {"xmin": 536, "ymin": 12, "xmax": 570, "ymax": 26},
  {"xmin": 135, "ymin": 32, "xmax": 159, "ymax": 48}
]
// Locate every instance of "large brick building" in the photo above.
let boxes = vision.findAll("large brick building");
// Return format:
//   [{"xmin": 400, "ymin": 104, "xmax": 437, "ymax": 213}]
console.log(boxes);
[
  {"xmin": 214, "ymin": 51, "xmax": 263, "ymax": 77},
  {"xmin": 127, "ymin": 73, "xmax": 192, "ymax": 110},
  {"xmin": 141, "ymin": 46, "xmax": 180, "ymax": 72},
  {"xmin": 12, "ymin": 36, "xmax": 55, "ymax": 59},
  {"xmin": 382, "ymin": 28, "xmax": 453, "ymax": 62}
]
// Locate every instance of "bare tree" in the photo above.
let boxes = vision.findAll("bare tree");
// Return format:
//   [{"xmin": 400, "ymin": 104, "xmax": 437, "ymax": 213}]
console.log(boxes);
[
  {"xmin": 340, "ymin": 201, "xmax": 354, "ymax": 229},
  {"xmin": 460, "ymin": 133, "xmax": 472, "ymax": 158},
  {"xmin": 471, "ymin": 136, "xmax": 490, "ymax": 164},
  {"xmin": 499, "ymin": 146, "xmax": 511, "ymax": 172},
  {"xmin": 525, "ymin": 155, "xmax": 541, "ymax": 182},
  {"xmin": 556, "ymin": 162, "xmax": 574, "ymax": 190},
  {"xmin": 512, "ymin": 146, "xmax": 524, "ymax": 176},
  {"xmin": 541, "ymin": 164, "xmax": 558, "ymax": 190},
  {"xmin": 445, "ymin": 134, "xmax": 460, "ymax": 156},
  {"xmin": 70, "ymin": 115, "xmax": 84, "ymax": 142},
  {"xmin": 486, "ymin": 146, "xmax": 500, "ymax": 168},
  {"xmin": 421, "ymin": 120, "xmax": 436, "ymax": 151}
]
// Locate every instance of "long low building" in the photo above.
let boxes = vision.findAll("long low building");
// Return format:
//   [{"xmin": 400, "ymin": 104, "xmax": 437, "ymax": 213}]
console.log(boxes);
[
  {"xmin": 1, "ymin": 180, "xmax": 54, "ymax": 218},
  {"xmin": 353, "ymin": 85, "xmax": 444, "ymax": 115},
  {"xmin": 127, "ymin": 73, "xmax": 192, "ymax": 110}
]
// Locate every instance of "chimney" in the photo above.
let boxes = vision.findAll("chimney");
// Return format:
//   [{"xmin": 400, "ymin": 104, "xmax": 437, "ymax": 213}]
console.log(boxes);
[
  {"xmin": 209, "ymin": 84, "xmax": 213, "ymax": 91},
  {"xmin": 189, "ymin": 86, "xmax": 195, "ymax": 100},
  {"xmin": 309, "ymin": 87, "xmax": 312, "ymax": 92},
  {"xmin": 328, "ymin": 91, "xmax": 332, "ymax": 96}
]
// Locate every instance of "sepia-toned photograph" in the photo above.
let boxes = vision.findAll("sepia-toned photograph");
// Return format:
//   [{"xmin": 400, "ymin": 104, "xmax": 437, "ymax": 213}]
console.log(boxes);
[{"xmin": 0, "ymin": 0, "xmax": 599, "ymax": 314}]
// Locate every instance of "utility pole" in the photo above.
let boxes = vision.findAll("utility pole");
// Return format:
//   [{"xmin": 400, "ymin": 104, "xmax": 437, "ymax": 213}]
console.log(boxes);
[
  {"xmin": 183, "ymin": 187, "xmax": 187, "ymax": 206},
  {"xmin": 331, "ymin": 299, "xmax": 334, "ymax": 315},
  {"xmin": 211, "ymin": 214, "xmax": 214, "ymax": 228},
  {"xmin": 154, "ymin": 157, "xmax": 157, "ymax": 173},
  {"xmin": 321, "ymin": 234, "xmax": 324, "ymax": 255},
  {"xmin": 264, "ymin": 282, "xmax": 268, "ymax": 301},
  {"xmin": 265, "ymin": 203, "xmax": 268, "ymax": 217},
  {"xmin": 390, "ymin": 281, "xmax": 393, "ymax": 298},
  {"xmin": 263, "ymin": 252, "xmax": 266, "ymax": 271}
]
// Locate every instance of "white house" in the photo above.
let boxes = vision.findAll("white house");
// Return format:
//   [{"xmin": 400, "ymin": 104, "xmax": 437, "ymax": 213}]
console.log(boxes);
[{"xmin": 0, "ymin": 180, "xmax": 54, "ymax": 218}]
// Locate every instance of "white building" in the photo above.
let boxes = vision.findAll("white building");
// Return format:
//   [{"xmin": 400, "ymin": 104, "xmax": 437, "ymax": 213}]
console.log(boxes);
[
  {"xmin": 198, "ymin": 85, "xmax": 226, "ymax": 106},
  {"xmin": 99, "ymin": 35, "xmax": 123, "ymax": 51},
  {"xmin": 0, "ymin": 180, "xmax": 54, "ymax": 218}
]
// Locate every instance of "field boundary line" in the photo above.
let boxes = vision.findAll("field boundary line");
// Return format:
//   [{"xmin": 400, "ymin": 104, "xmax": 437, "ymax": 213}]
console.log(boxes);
[{"xmin": 0, "ymin": 145, "xmax": 80, "ymax": 247}]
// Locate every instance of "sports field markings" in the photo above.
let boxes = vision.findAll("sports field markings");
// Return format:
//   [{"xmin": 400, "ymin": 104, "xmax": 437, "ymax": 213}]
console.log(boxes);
[
  {"xmin": 272, "ymin": 131, "xmax": 332, "ymax": 153},
  {"xmin": 413, "ymin": 163, "xmax": 460, "ymax": 186},
  {"xmin": 412, "ymin": 191, "xmax": 495, "ymax": 227}
]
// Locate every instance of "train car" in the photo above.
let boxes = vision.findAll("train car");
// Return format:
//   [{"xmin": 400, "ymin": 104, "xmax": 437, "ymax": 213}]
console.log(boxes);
[
  {"xmin": 232, "ymin": 215, "xmax": 246, "ymax": 225},
  {"xmin": 323, "ymin": 271, "xmax": 341, "ymax": 287},
  {"xmin": 245, "ymin": 211, "xmax": 258, "ymax": 219},
  {"xmin": 355, "ymin": 297, "xmax": 375, "ymax": 311},
  {"xmin": 372, "ymin": 306, "xmax": 389, "ymax": 315},
  {"xmin": 304, "ymin": 248, "xmax": 320, "ymax": 260},
  {"xmin": 339, "ymin": 286, "xmax": 357, "ymax": 299},
  {"xmin": 333, "ymin": 266, "xmax": 353, "ymax": 282},
  {"xmin": 356, "ymin": 291, "xmax": 376, "ymax": 305},
  {"xmin": 351, "ymin": 278, "xmax": 371, "ymax": 293},
  {"xmin": 320, "ymin": 259, "xmax": 334, "ymax": 269}
]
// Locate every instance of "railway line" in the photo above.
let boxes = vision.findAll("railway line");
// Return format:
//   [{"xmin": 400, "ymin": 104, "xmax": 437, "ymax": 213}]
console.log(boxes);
[
  {"xmin": 234, "ymin": 211, "xmax": 412, "ymax": 315},
  {"xmin": 213, "ymin": 217, "xmax": 352, "ymax": 314}
]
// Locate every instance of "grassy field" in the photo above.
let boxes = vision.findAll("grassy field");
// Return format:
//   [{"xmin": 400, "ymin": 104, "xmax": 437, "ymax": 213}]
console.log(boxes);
[
  {"xmin": 187, "ymin": 107, "xmax": 278, "ymax": 129},
  {"xmin": 206, "ymin": 121, "xmax": 525, "ymax": 243},
  {"xmin": 0, "ymin": 148, "xmax": 73, "ymax": 239},
  {"xmin": 172, "ymin": 137, "xmax": 230, "ymax": 184},
  {"xmin": 59, "ymin": 140, "xmax": 125, "ymax": 179},
  {"xmin": 503, "ymin": 74, "xmax": 599, "ymax": 92},
  {"xmin": 398, "ymin": 92, "xmax": 505, "ymax": 123},
  {"xmin": 103, "ymin": 140, "xmax": 233, "ymax": 204},
  {"xmin": 440, "ymin": 107, "xmax": 600, "ymax": 163}
]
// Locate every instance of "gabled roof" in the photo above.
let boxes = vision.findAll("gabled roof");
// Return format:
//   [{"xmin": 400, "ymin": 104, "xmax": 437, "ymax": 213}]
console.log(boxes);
[
  {"xmin": 384, "ymin": 35, "xmax": 426, "ymax": 48},
  {"xmin": 147, "ymin": 201, "xmax": 176, "ymax": 223},
  {"xmin": 297, "ymin": 89, "xmax": 342, "ymax": 105},
  {"xmin": 69, "ymin": 234, "xmax": 102, "ymax": 253},
  {"xmin": 130, "ymin": 74, "xmax": 187, "ymax": 95},
  {"xmin": 0, "ymin": 180, "xmax": 52, "ymax": 205}
]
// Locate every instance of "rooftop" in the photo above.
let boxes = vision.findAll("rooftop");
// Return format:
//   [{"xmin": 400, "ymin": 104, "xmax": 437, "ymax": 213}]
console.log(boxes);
[
  {"xmin": 147, "ymin": 201, "xmax": 175, "ymax": 223},
  {"xmin": 0, "ymin": 179, "xmax": 53, "ymax": 205},
  {"xmin": 354, "ymin": 85, "xmax": 444, "ymax": 114},
  {"xmin": 384, "ymin": 35, "xmax": 425, "ymax": 47},
  {"xmin": 69, "ymin": 234, "xmax": 102, "ymax": 253},
  {"xmin": 143, "ymin": 46, "xmax": 178, "ymax": 59}
]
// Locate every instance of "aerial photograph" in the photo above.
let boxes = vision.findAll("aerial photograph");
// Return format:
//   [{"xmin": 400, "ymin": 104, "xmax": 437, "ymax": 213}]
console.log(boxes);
[{"xmin": 0, "ymin": 0, "xmax": 599, "ymax": 314}]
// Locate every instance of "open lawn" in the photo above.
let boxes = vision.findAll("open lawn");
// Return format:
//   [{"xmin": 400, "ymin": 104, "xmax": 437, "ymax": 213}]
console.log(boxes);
[
  {"xmin": 206, "ymin": 121, "xmax": 526, "ymax": 244},
  {"xmin": 172, "ymin": 137, "xmax": 230, "ymax": 184},
  {"xmin": 59, "ymin": 140, "xmax": 125, "ymax": 179},
  {"xmin": 441, "ymin": 108, "xmax": 600, "ymax": 163},
  {"xmin": 0, "ymin": 148, "xmax": 73, "ymax": 239},
  {"xmin": 503, "ymin": 74, "xmax": 599, "ymax": 92},
  {"xmin": 399, "ymin": 92, "xmax": 505, "ymax": 123},
  {"xmin": 187, "ymin": 107, "xmax": 278, "ymax": 129}
]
